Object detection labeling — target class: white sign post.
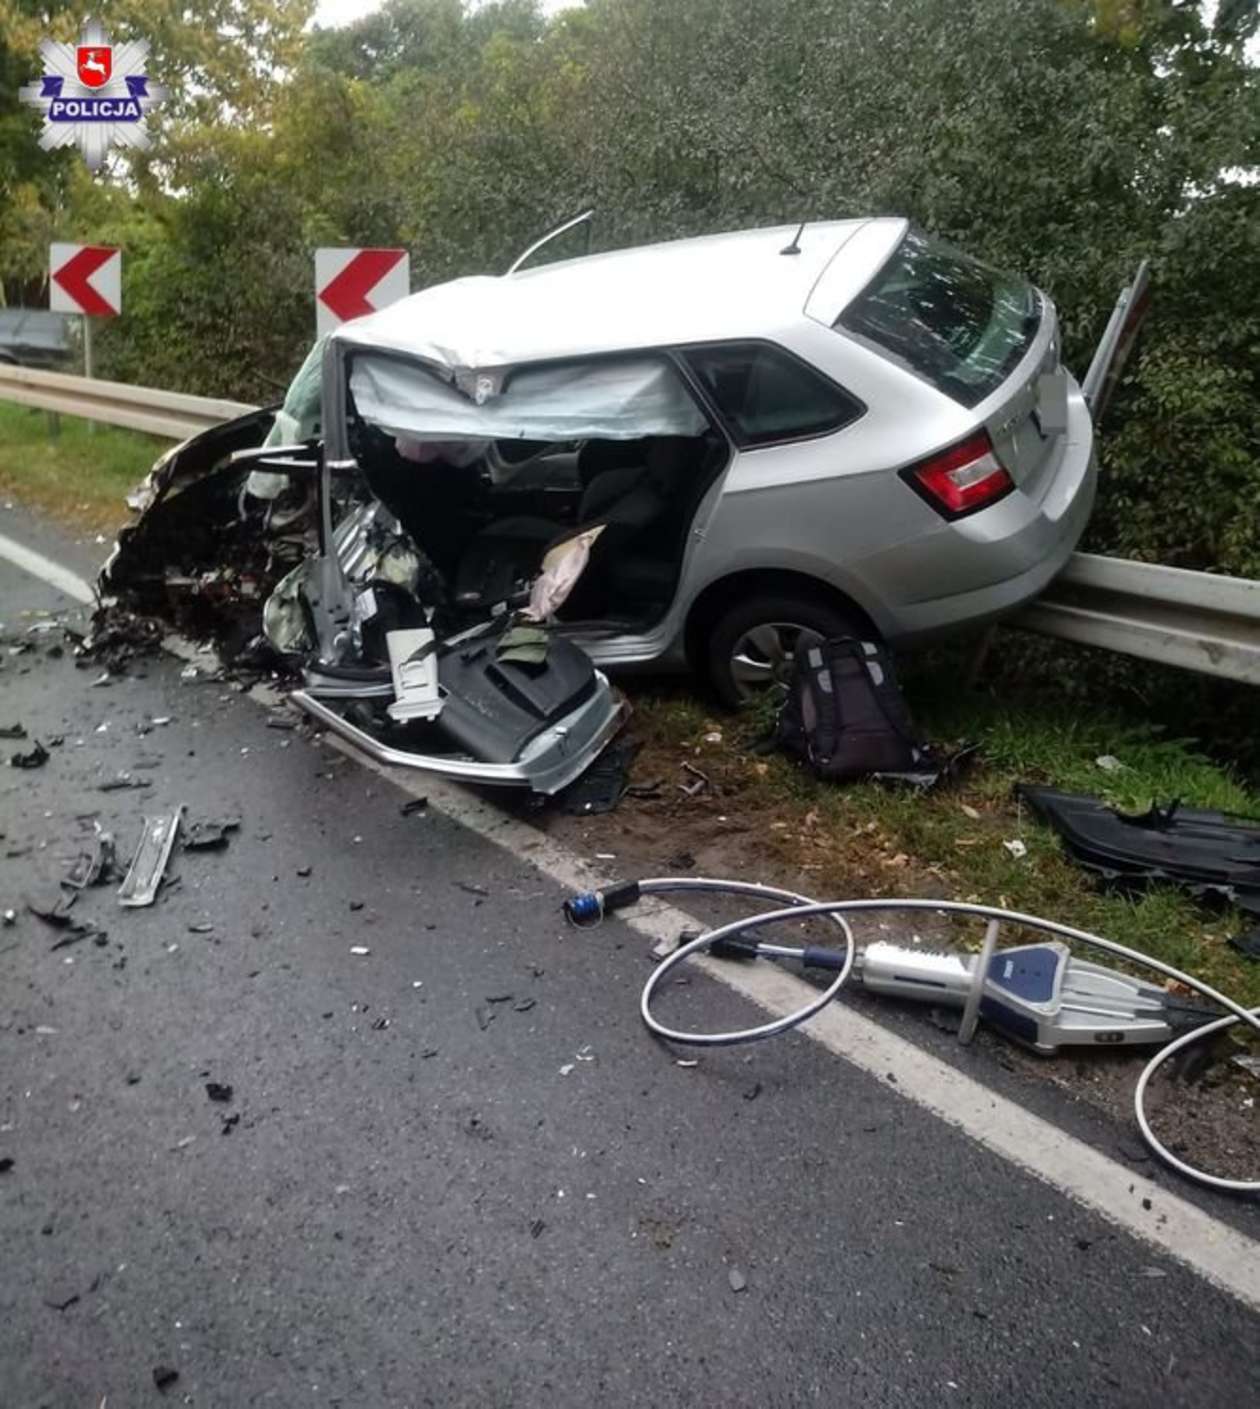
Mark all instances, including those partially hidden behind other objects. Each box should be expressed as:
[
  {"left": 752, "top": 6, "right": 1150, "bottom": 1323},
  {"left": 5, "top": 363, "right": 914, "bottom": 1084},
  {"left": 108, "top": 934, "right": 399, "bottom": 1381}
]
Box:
[{"left": 314, "top": 248, "right": 409, "bottom": 336}]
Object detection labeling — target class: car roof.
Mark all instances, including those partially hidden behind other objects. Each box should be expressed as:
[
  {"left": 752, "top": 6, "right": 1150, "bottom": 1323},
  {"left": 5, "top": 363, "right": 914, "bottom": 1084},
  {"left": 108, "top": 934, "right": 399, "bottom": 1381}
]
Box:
[{"left": 334, "top": 218, "right": 906, "bottom": 369}]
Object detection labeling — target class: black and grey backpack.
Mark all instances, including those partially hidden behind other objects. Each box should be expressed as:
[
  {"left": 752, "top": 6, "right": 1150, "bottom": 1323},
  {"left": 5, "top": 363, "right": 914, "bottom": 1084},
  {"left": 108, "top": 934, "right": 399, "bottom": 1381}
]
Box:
[{"left": 775, "top": 637, "right": 941, "bottom": 784}]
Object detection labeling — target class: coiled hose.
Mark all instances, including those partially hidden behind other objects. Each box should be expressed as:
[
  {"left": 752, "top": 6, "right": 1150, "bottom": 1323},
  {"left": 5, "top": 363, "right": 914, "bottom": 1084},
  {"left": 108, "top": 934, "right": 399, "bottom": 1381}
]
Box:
[{"left": 565, "top": 876, "right": 1260, "bottom": 1195}]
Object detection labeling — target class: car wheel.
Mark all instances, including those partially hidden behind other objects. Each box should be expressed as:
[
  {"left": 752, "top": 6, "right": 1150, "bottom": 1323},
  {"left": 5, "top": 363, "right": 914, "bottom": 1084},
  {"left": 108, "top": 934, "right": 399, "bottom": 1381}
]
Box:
[{"left": 706, "top": 592, "right": 864, "bottom": 708}]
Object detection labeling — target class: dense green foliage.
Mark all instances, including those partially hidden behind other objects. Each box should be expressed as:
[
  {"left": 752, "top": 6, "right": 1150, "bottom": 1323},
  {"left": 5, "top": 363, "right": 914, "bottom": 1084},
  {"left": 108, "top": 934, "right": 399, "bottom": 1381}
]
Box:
[{"left": 2, "top": 0, "right": 1258, "bottom": 573}]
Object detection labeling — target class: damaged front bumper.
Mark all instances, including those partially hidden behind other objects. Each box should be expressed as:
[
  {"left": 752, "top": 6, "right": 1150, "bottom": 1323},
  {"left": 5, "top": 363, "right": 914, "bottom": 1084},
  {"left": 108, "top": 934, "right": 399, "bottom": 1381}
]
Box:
[{"left": 293, "top": 682, "right": 629, "bottom": 795}]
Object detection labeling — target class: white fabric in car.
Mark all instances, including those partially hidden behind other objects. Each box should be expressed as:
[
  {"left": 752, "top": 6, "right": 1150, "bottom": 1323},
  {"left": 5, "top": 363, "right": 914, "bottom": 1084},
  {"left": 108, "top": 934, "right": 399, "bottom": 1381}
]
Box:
[{"left": 348, "top": 354, "right": 707, "bottom": 443}]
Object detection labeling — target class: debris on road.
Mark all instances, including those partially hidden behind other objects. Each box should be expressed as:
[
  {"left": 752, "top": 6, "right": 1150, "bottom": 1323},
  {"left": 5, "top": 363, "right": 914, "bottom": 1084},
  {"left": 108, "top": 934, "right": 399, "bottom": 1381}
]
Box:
[
  {"left": 2, "top": 909, "right": 15, "bottom": 926},
  {"left": 349, "top": 945, "right": 370, "bottom": 956},
  {"left": 559, "top": 738, "right": 640, "bottom": 815},
  {"left": 400, "top": 796, "right": 428, "bottom": 816},
  {"left": 152, "top": 1365, "right": 180, "bottom": 1393},
  {"left": 205, "top": 1082, "right": 233, "bottom": 1103},
  {"left": 64, "top": 827, "right": 117, "bottom": 889},
  {"left": 10, "top": 739, "right": 49, "bottom": 769},
  {"left": 0, "top": 722, "right": 27, "bottom": 739},
  {"left": 1227, "top": 928, "right": 1260, "bottom": 962},
  {"left": 96, "top": 774, "right": 151, "bottom": 792},
  {"left": 728, "top": 1268, "right": 747, "bottom": 1292},
  {"left": 117, "top": 807, "right": 182, "bottom": 908},
  {"left": 182, "top": 817, "right": 241, "bottom": 851}
]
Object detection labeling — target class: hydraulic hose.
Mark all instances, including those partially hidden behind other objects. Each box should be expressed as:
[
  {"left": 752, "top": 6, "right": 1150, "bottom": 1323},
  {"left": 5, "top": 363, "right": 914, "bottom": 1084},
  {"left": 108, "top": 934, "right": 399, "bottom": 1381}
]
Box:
[{"left": 565, "top": 877, "right": 1260, "bottom": 1195}]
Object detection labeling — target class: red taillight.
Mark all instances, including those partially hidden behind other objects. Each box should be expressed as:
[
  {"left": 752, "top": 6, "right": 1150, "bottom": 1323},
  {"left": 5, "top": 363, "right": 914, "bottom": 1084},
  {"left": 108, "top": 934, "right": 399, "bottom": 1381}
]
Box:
[{"left": 902, "top": 431, "right": 1014, "bottom": 518}]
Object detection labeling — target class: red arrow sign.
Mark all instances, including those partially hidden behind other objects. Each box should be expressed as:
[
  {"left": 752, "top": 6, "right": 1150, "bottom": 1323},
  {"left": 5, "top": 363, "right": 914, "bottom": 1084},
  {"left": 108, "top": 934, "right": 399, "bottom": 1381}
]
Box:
[
  {"left": 51, "top": 245, "right": 119, "bottom": 317},
  {"left": 316, "top": 248, "right": 408, "bottom": 324}
]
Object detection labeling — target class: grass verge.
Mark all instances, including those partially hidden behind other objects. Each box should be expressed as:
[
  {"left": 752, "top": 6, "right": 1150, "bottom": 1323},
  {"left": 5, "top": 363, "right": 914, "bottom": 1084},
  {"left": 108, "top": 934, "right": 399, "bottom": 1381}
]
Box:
[
  {"left": 621, "top": 646, "right": 1260, "bottom": 1011},
  {"left": 0, "top": 401, "right": 168, "bottom": 534}
]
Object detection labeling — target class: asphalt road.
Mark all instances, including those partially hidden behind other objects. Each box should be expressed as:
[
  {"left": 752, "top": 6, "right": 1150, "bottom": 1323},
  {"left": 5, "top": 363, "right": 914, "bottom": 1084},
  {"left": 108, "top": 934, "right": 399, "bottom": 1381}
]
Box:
[{"left": 2, "top": 520, "right": 1259, "bottom": 1408}]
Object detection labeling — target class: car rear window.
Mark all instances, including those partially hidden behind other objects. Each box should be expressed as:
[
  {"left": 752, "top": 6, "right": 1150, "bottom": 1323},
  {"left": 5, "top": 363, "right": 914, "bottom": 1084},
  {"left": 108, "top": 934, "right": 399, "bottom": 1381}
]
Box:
[
  {"left": 684, "top": 341, "right": 863, "bottom": 446},
  {"left": 836, "top": 230, "right": 1040, "bottom": 408}
]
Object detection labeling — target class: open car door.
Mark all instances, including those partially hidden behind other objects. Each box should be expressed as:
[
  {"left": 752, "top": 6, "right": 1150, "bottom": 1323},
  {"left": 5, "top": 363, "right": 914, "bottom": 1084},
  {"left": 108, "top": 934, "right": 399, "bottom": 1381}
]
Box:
[{"left": 1081, "top": 259, "right": 1150, "bottom": 429}]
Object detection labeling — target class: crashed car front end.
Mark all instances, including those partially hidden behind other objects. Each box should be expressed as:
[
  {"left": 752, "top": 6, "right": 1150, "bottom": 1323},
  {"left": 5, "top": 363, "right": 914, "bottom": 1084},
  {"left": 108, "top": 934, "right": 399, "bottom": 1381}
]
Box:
[{"left": 98, "top": 335, "right": 640, "bottom": 795}]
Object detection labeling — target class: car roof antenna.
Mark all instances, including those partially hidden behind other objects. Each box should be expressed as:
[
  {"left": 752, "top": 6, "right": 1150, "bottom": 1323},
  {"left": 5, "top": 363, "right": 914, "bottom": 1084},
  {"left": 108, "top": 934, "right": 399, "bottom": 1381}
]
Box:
[{"left": 780, "top": 220, "right": 807, "bottom": 256}]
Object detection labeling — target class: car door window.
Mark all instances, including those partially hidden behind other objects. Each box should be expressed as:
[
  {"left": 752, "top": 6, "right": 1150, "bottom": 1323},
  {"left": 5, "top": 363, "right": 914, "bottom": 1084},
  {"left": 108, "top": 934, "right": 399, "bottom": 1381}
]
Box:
[{"left": 684, "top": 341, "right": 863, "bottom": 446}]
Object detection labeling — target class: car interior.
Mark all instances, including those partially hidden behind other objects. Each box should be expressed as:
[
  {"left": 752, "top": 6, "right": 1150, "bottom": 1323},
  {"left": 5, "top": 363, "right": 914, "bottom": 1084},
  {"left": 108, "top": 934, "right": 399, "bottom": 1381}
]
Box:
[{"left": 348, "top": 420, "right": 730, "bottom": 635}]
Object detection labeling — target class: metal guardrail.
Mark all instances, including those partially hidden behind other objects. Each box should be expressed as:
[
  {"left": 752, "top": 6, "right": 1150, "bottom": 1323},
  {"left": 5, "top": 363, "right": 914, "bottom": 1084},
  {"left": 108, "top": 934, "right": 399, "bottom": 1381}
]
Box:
[
  {"left": 1016, "top": 553, "right": 1260, "bottom": 686},
  {"left": 1, "top": 367, "right": 1257, "bottom": 686},
  {"left": 0, "top": 363, "right": 256, "bottom": 441}
]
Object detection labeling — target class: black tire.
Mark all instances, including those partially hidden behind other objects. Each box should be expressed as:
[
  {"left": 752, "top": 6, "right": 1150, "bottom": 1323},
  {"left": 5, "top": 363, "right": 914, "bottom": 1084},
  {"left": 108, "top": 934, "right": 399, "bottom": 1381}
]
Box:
[{"left": 705, "top": 591, "right": 864, "bottom": 708}]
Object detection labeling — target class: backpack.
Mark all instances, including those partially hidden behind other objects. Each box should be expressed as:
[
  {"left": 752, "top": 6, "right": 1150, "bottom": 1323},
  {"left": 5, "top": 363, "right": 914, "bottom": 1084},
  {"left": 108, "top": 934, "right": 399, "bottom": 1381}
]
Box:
[{"left": 775, "top": 637, "right": 938, "bottom": 784}]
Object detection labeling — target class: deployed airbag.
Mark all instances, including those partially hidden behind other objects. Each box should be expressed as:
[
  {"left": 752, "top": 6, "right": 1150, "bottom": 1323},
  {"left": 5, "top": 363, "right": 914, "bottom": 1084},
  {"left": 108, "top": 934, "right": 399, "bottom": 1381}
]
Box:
[
  {"left": 349, "top": 354, "right": 708, "bottom": 442},
  {"left": 1020, "top": 786, "right": 1260, "bottom": 915}
]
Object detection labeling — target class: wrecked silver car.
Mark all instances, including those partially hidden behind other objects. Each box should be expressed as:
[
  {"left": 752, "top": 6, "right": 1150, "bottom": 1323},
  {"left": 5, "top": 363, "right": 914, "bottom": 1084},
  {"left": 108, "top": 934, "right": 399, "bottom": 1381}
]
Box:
[{"left": 103, "top": 217, "right": 1129, "bottom": 789}]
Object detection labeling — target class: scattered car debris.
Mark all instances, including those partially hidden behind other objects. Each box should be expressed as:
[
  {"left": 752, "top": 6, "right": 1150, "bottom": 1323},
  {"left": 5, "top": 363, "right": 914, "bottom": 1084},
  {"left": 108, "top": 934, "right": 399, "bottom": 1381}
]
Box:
[
  {"left": 265, "top": 714, "right": 296, "bottom": 730},
  {"left": 349, "top": 945, "right": 370, "bottom": 956},
  {"left": 512, "top": 997, "right": 536, "bottom": 1013},
  {"left": 0, "top": 722, "right": 27, "bottom": 739},
  {"left": 1227, "top": 929, "right": 1260, "bottom": 962},
  {"left": 205, "top": 1082, "right": 233, "bottom": 1103},
  {"left": 64, "top": 827, "right": 117, "bottom": 889},
  {"left": 1019, "top": 786, "right": 1260, "bottom": 914},
  {"left": 475, "top": 1006, "right": 496, "bottom": 1031},
  {"left": 187, "top": 922, "right": 214, "bottom": 934},
  {"left": 10, "top": 739, "right": 49, "bottom": 769},
  {"left": 96, "top": 774, "right": 152, "bottom": 792},
  {"left": 457, "top": 881, "right": 490, "bottom": 898},
  {"left": 152, "top": 1365, "right": 179, "bottom": 1393},
  {"left": 0, "top": 1156, "right": 13, "bottom": 1174},
  {"left": 399, "top": 796, "right": 429, "bottom": 816},
  {"left": 2, "top": 909, "right": 15, "bottom": 926},
  {"left": 25, "top": 887, "right": 78, "bottom": 927},
  {"left": 182, "top": 817, "right": 240, "bottom": 851},
  {"left": 1003, "top": 839, "right": 1028, "bottom": 859},
  {"left": 559, "top": 738, "right": 640, "bottom": 815},
  {"left": 117, "top": 807, "right": 183, "bottom": 908},
  {"left": 728, "top": 1268, "right": 747, "bottom": 1293}
]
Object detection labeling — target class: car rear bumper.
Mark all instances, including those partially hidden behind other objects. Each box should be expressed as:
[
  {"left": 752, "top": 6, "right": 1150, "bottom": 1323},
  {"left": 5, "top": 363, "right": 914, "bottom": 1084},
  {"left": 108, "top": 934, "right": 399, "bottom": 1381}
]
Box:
[{"left": 874, "top": 389, "right": 1097, "bottom": 644}]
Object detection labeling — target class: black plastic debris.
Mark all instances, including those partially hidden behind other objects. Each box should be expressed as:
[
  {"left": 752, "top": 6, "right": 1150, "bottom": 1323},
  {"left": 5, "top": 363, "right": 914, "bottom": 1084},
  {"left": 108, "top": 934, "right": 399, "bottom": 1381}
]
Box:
[
  {"left": 0, "top": 723, "right": 27, "bottom": 739},
  {"left": 153, "top": 1365, "right": 180, "bottom": 1393},
  {"left": 96, "top": 774, "right": 151, "bottom": 792},
  {"left": 400, "top": 796, "right": 429, "bottom": 817},
  {"left": 205, "top": 1082, "right": 233, "bottom": 1103},
  {"left": 10, "top": 740, "right": 49, "bottom": 769},
  {"left": 457, "top": 881, "right": 489, "bottom": 898},
  {"left": 1228, "top": 928, "right": 1260, "bottom": 962},
  {"left": 182, "top": 817, "right": 240, "bottom": 852},
  {"left": 0, "top": 1156, "right": 13, "bottom": 1174},
  {"left": 1020, "top": 786, "right": 1260, "bottom": 915},
  {"left": 559, "top": 738, "right": 641, "bottom": 815},
  {"left": 25, "top": 888, "right": 78, "bottom": 927}
]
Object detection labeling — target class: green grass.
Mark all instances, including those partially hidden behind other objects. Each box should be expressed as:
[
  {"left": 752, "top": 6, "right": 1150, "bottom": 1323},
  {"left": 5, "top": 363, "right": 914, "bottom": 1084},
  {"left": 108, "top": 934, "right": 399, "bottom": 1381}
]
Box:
[
  {"left": 0, "top": 401, "right": 169, "bottom": 533},
  {"left": 628, "top": 654, "right": 1260, "bottom": 1011}
]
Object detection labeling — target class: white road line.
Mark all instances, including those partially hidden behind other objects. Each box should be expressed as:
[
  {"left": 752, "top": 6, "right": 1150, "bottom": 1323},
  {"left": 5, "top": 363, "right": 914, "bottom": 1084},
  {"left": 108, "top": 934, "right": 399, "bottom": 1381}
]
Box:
[
  {"left": 0, "top": 530, "right": 95, "bottom": 604},
  {"left": 7, "top": 537, "right": 1260, "bottom": 1314}
]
